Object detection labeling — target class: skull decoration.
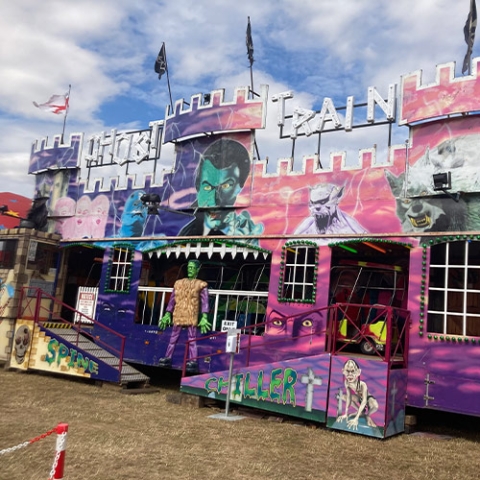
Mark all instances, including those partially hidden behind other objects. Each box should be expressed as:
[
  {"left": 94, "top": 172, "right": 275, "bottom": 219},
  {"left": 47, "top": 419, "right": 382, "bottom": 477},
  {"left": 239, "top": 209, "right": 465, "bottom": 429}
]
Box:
[{"left": 14, "top": 325, "right": 31, "bottom": 364}]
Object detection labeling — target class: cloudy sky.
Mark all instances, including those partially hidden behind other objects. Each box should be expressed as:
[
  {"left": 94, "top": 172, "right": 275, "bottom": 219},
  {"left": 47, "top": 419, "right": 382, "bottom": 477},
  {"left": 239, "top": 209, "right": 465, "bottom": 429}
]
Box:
[{"left": 0, "top": 0, "right": 474, "bottom": 198}]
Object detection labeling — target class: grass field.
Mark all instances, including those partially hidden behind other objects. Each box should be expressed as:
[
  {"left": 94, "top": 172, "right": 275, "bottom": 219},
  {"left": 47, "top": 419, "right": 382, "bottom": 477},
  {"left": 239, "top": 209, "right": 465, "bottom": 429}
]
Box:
[{"left": 1, "top": 368, "right": 480, "bottom": 480}]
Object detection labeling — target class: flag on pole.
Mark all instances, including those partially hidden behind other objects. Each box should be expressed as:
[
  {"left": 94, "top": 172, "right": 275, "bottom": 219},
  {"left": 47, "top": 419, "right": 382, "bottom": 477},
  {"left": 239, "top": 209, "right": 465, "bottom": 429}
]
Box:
[
  {"left": 33, "top": 93, "right": 69, "bottom": 114},
  {"left": 463, "top": 0, "right": 477, "bottom": 74},
  {"left": 154, "top": 43, "right": 167, "bottom": 79},
  {"left": 246, "top": 17, "right": 254, "bottom": 66}
]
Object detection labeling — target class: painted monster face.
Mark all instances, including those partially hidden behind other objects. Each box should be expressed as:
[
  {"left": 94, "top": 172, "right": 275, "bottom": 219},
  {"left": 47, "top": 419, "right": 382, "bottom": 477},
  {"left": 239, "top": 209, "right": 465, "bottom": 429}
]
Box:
[
  {"left": 120, "top": 191, "right": 148, "bottom": 237},
  {"left": 197, "top": 159, "right": 241, "bottom": 229},
  {"left": 342, "top": 359, "right": 361, "bottom": 384},
  {"left": 308, "top": 184, "right": 344, "bottom": 232},
  {"left": 292, "top": 312, "right": 323, "bottom": 338}
]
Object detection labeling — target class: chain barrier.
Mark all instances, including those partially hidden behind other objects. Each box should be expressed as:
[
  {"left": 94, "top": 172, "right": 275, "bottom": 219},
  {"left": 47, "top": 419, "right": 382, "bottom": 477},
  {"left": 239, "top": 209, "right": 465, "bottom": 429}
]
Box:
[
  {"left": 0, "top": 440, "right": 30, "bottom": 456},
  {"left": 0, "top": 426, "right": 56, "bottom": 456},
  {"left": 0, "top": 424, "right": 68, "bottom": 480}
]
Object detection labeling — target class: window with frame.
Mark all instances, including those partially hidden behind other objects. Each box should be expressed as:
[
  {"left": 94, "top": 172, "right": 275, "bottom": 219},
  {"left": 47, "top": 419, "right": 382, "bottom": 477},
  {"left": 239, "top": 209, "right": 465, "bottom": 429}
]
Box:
[
  {"left": 107, "top": 247, "right": 133, "bottom": 293},
  {"left": 0, "top": 240, "right": 17, "bottom": 269},
  {"left": 427, "top": 240, "right": 480, "bottom": 337},
  {"left": 27, "top": 241, "right": 58, "bottom": 275},
  {"left": 279, "top": 243, "right": 318, "bottom": 303}
]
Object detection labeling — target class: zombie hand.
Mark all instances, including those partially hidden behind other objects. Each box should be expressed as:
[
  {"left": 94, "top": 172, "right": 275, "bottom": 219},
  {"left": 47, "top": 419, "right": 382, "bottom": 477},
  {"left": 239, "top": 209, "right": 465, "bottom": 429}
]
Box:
[
  {"left": 198, "top": 313, "right": 211, "bottom": 334},
  {"left": 337, "top": 414, "right": 348, "bottom": 423},
  {"left": 234, "top": 211, "right": 264, "bottom": 237},
  {"left": 159, "top": 312, "right": 172, "bottom": 330},
  {"left": 347, "top": 417, "right": 359, "bottom": 430},
  {"left": 222, "top": 211, "right": 263, "bottom": 241}
]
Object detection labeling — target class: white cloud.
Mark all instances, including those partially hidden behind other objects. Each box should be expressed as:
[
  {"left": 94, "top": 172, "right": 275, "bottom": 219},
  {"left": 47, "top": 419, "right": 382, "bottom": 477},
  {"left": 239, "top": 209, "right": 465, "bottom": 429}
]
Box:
[{"left": 0, "top": 0, "right": 476, "bottom": 197}]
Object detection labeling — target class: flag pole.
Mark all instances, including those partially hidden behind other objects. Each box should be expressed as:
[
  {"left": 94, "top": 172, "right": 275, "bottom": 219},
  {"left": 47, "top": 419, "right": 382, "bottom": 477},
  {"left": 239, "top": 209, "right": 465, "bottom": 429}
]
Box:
[
  {"left": 463, "top": 0, "right": 477, "bottom": 75},
  {"left": 61, "top": 84, "right": 71, "bottom": 143},
  {"left": 246, "top": 17, "right": 260, "bottom": 161},
  {"left": 164, "top": 44, "right": 174, "bottom": 112},
  {"left": 246, "top": 17, "right": 255, "bottom": 100}
]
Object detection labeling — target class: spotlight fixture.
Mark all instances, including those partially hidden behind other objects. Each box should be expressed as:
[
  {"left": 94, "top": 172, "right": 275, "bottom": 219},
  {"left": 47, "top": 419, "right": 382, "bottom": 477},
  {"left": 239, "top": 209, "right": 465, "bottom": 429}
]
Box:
[
  {"left": 432, "top": 172, "right": 451, "bottom": 191},
  {"left": 432, "top": 172, "right": 460, "bottom": 202},
  {"left": 140, "top": 193, "right": 194, "bottom": 217},
  {"left": 140, "top": 193, "right": 161, "bottom": 215}
]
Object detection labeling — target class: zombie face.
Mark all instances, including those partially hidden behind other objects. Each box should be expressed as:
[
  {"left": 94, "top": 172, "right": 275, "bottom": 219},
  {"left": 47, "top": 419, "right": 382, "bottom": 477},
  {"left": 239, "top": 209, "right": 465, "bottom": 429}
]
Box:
[
  {"left": 308, "top": 184, "right": 344, "bottom": 232},
  {"left": 14, "top": 325, "right": 31, "bottom": 364},
  {"left": 187, "top": 260, "right": 201, "bottom": 279},
  {"left": 342, "top": 359, "right": 361, "bottom": 384}
]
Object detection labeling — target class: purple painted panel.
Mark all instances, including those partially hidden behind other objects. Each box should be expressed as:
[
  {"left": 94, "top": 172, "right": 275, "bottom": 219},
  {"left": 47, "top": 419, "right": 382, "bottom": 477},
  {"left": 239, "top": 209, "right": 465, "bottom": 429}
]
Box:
[
  {"left": 408, "top": 342, "right": 480, "bottom": 416},
  {"left": 385, "top": 369, "right": 407, "bottom": 437},
  {"left": 181, "top": 353, "right": 331, "bottom": 420},
  {"left": 29, "top": 134, "right": 82, "bottom": 173}
]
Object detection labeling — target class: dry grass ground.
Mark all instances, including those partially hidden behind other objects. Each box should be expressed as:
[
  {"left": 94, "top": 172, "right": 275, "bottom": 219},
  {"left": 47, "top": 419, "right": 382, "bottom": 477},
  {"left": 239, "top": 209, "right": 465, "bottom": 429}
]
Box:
[{"left": 1, "top": 368, "right": 480, "bottom": 480}]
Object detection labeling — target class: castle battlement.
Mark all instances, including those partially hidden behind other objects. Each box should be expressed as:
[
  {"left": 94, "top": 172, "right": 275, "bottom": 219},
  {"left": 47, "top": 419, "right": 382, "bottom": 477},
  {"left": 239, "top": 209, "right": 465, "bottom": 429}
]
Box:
[
  {"left": 29, "top": 133, "right": 83, "bottom": 174},
  {"left": 400, "top": 57, "right": 480, "bottom": 125},
  {"left": 79, "top": 171, "right": 171, "bottom": 194},
  {"left": 252, "top": 143, "right": 404, "bottom": 180},
  {"left": 163, "top": 85, "right": 268, "bottom": 143}
]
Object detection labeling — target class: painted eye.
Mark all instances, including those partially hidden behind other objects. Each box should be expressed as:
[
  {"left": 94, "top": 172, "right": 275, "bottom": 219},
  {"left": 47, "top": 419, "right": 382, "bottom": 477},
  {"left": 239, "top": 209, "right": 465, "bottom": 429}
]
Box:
[
  {"left": 302, "top": 319, "right": 313, "bottom": 327},
  {"left": 272, "top": 319, "right": 284, "bottom": 326},
  {"left": 203, "top": 185, "right": 213, "bottom": 191}
]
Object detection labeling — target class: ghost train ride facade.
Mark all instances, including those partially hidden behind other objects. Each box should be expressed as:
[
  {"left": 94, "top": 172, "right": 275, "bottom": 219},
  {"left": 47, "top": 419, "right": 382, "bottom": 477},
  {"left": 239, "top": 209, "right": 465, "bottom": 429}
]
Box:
[{"left": 7, "top": 57, "right": 480, "bottom": 438}]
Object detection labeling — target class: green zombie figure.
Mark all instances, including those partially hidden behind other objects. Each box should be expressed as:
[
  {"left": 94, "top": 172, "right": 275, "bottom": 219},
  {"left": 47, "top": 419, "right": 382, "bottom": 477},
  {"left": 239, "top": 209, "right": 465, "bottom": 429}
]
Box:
[{"left": 158, "top": 260, "right": 211, "bottom": 373}]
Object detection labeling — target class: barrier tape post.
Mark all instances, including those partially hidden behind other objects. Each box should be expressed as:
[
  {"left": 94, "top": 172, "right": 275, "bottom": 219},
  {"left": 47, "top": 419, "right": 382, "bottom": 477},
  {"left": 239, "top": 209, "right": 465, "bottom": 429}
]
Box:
[
  {"left": 0, "top": 423, "right": 68, "bottom": 479},
  {"left": 50, "top": 423, "right": 68, "bottom": 480}
]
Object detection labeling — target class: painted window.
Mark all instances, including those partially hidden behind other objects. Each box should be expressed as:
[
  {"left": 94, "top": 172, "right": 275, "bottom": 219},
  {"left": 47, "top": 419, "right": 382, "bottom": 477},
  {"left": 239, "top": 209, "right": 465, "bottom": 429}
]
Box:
[
  {"left": 279, "top": 243, "right": 318, "bottom": 303},
  {"left": 427, "top": 241, "right": 480, "bottom": 337},
  {"left": 0, "top": 240, "right": 17, "bottom": 269},
  {"left": 107, "top": 247, "right": 132, "bottom": 293}
]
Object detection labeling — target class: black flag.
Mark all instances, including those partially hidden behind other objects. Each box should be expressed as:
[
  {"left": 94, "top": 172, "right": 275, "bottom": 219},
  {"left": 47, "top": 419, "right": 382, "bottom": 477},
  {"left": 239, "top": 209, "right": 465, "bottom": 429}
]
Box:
[
  {"left": 154, "top": 43, "right": 167, "bottom": 79},
  {"left": 463, "top": 0, "right": 477, "bottom": 74},
  {"left": 246, "top": 17, "right": 254, "bottom": 66}
]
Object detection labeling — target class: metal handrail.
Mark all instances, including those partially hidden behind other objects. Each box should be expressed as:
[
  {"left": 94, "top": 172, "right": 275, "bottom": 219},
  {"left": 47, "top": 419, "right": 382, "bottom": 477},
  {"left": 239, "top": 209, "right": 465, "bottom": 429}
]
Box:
[
  {"left": 137, "top": 285, "right": 268, "bottom": 331},
  {"left": 181, "top": 303, "right": 410, "bottom": 376},
  {"left": 18, "top": 287, "right": 126, "bottom": 382},
  {"left": 181, "top": 304, "right": 330, "bottom": 376}
]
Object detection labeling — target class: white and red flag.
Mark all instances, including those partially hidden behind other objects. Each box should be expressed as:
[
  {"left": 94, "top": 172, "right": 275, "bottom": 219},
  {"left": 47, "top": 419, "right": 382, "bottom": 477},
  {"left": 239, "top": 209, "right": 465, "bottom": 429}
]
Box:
[{"left": 33, "top": 93, "right": 69, "bottom": 114}]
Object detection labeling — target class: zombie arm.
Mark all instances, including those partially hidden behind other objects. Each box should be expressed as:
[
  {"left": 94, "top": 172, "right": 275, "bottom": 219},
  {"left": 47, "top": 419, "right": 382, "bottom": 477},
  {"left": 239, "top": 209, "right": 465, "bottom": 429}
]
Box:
[
  {"left": 337, "top": 384, "right": 351, "bottom": 422},
  {"left": 197, "top": 287, "right": 211, "bottom": 334},
  {"left": 158, "top": 290, "right": 176, "bottom": 330}
]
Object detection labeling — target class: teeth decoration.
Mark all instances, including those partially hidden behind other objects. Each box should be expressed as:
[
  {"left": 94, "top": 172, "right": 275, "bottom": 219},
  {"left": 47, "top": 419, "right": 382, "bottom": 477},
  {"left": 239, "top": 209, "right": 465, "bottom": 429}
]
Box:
[{"left": 150, "top": 241, "right": 270, "bottom": 260}]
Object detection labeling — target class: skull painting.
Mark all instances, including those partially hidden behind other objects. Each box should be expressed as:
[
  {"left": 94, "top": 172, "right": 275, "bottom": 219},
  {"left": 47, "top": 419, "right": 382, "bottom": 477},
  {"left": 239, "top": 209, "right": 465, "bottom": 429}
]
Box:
[{"left": 14, "top": 325, "right": 31, "bottom": 364}]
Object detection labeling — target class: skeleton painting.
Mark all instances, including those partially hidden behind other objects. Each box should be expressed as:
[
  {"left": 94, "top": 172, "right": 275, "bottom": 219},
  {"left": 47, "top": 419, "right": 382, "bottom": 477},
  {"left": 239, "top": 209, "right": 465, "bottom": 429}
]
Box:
[
  {"left": 294, "top": 184, "right": 366, "bottom": 243},
  {"left": 14, "top": 325, "right": 31, "bottom": 365}
]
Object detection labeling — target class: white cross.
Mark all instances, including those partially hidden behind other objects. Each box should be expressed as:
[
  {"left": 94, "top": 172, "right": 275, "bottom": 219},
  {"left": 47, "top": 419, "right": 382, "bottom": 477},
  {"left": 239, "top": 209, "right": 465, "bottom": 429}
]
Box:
[{"left": 301, "top": 368, "right": 322, "bottom": 412}]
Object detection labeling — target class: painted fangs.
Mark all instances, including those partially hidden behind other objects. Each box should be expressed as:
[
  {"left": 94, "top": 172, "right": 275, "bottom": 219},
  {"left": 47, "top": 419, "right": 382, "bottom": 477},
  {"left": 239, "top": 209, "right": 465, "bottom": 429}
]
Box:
[{"left": 409, "top": 214, "right": 431, "bottom": 228}]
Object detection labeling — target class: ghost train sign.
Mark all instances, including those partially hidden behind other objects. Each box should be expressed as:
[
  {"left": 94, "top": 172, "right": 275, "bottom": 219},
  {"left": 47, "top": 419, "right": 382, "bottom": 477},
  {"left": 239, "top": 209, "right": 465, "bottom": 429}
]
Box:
[{"left": 272, "top": 84, "right": 396, "bottom": 138}]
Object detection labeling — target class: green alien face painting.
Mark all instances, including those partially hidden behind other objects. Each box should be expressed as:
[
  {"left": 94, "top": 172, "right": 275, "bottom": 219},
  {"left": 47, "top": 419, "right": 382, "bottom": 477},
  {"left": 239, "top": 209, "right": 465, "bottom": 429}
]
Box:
[{"left": 197, "top": 159, "right": 242, "bottom": 230}]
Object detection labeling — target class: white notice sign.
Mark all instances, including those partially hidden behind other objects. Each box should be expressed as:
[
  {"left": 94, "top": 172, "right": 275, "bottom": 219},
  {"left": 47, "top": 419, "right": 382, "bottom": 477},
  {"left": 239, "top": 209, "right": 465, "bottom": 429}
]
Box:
[{"left": 221, "top": 320, "right": 237, "bottom": 332}]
